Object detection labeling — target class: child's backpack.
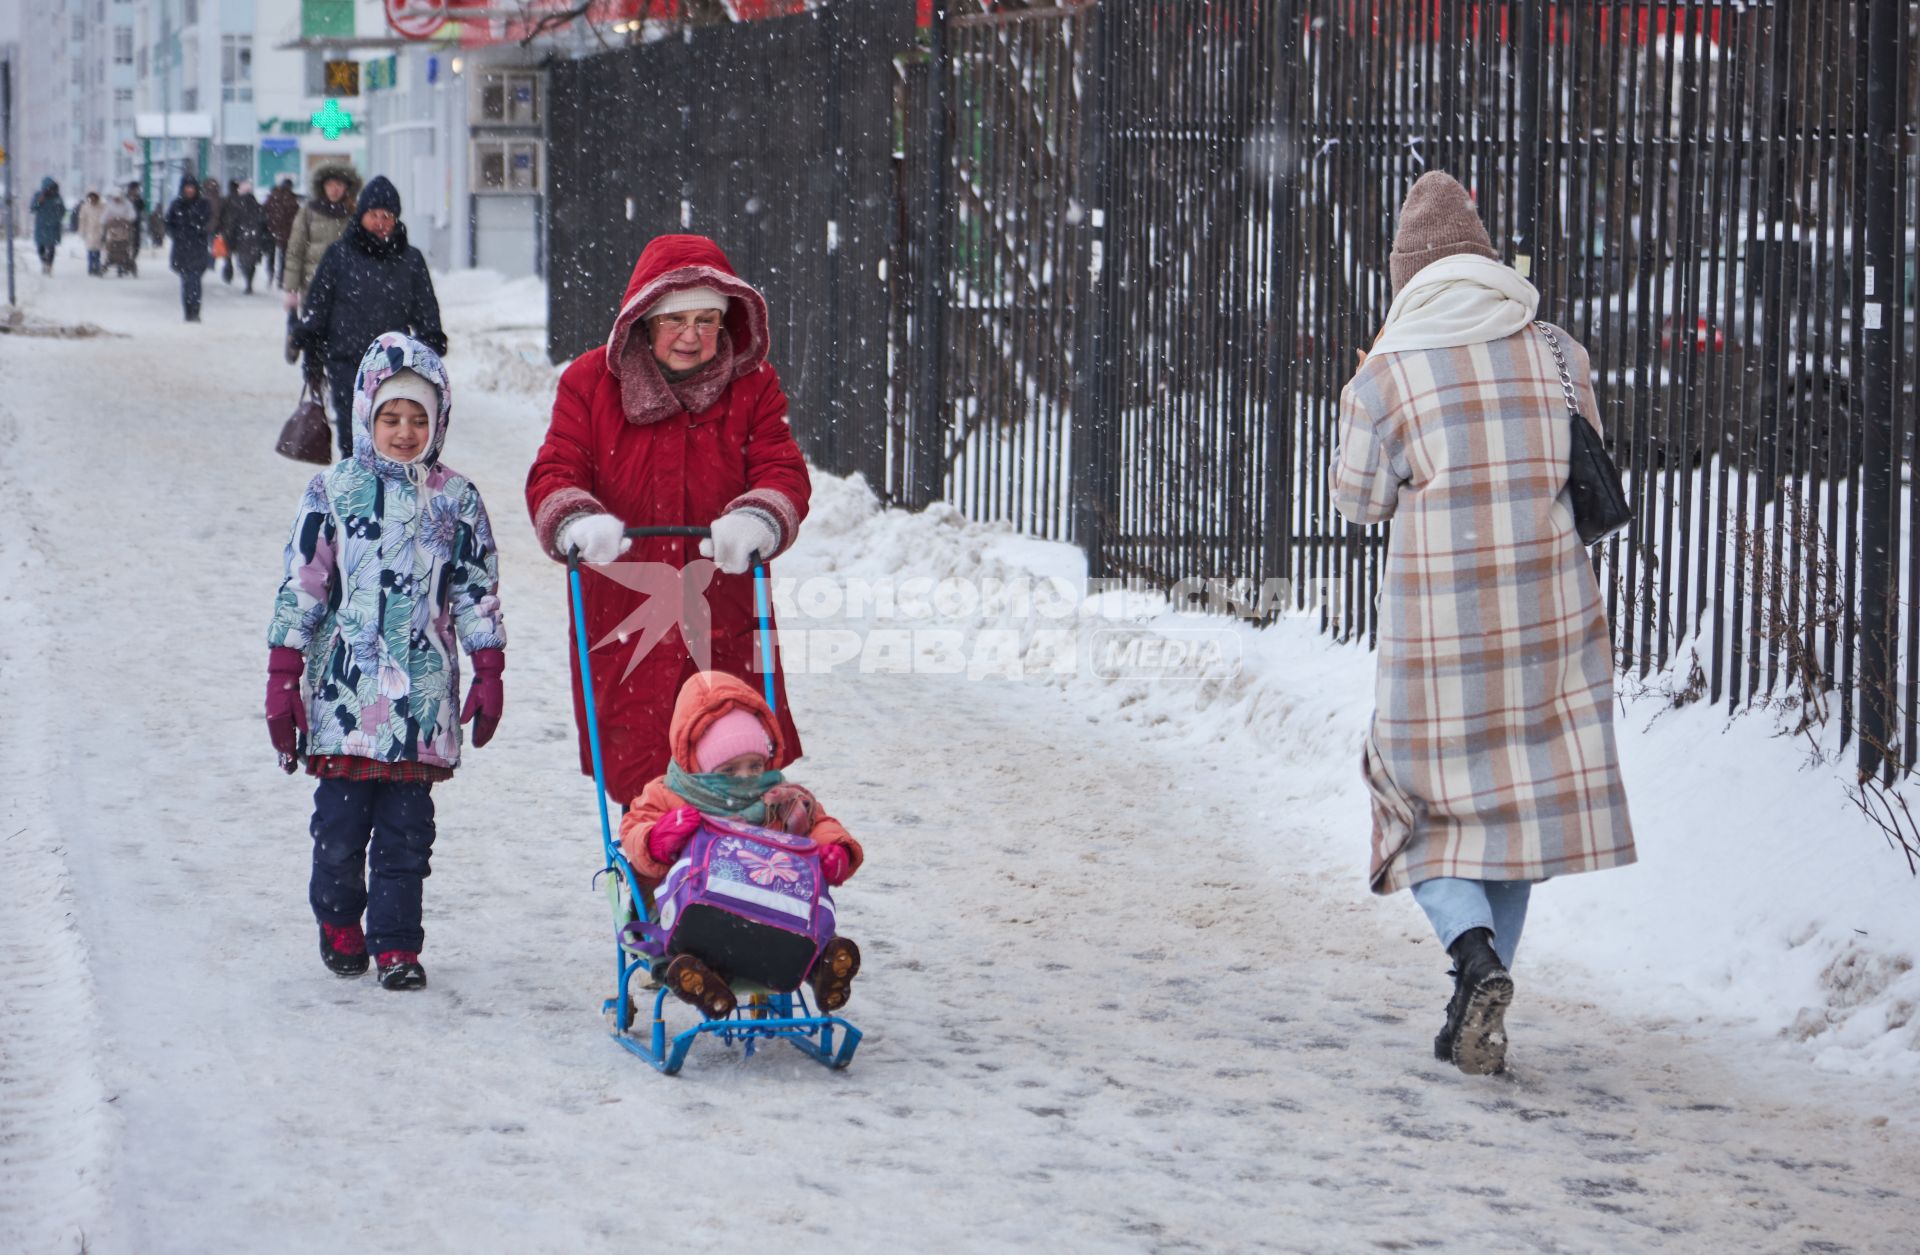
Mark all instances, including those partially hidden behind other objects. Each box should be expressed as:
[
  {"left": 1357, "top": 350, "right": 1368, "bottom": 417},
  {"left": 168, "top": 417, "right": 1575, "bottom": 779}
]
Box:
[{"left": 622, "top": 815, "right": 837, "bottom": 993}]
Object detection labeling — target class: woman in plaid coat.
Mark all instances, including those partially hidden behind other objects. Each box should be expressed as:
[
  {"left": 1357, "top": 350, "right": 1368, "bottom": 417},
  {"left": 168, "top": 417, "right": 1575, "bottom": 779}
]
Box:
[{"left": 1332, "top": 172, "right": 1636, "bottom": 1075}]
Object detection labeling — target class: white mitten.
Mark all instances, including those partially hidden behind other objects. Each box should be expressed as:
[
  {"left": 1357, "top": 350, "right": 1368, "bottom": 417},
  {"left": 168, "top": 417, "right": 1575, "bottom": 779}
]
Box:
[
  {"left": 699, "top": 510, "right": 778, "bottom": 575},
  {"left": 559, "top": 513, "right": 630, "bottom": 564}
]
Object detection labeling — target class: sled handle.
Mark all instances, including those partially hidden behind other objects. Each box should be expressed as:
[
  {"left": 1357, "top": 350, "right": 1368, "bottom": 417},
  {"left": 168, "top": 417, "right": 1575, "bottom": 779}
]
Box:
[{"left": 563, "top": 525, "right": 779, "bottom": 830}]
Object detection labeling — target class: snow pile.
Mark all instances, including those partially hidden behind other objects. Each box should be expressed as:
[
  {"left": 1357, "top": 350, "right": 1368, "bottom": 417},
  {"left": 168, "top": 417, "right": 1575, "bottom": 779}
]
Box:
[
  {"left": 437, "top": 269, "right": 559, "bottom": 398},
  {"left": 785, "top": 471, "right": 1920, "bottom": 1080}
]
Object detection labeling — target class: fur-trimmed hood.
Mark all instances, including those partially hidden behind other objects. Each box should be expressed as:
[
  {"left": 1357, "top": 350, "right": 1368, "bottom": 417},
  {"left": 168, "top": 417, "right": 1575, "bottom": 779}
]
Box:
[
  {"left": 307, "top": 163, "right": 363, "bottom": 214},
  {"left": 605, "top": 234, "right": 771, "bottom": 426}
]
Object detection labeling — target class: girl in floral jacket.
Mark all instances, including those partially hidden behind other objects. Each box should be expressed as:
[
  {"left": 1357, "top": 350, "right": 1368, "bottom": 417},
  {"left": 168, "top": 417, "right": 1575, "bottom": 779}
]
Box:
[{"left": 266, "top": 333, "right": 506, "bottom": 991}]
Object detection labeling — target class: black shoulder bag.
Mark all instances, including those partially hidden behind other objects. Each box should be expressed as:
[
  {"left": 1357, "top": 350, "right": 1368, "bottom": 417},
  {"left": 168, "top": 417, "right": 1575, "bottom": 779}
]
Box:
[{"left": 1536, "top": 320, "right": 1631, "bottom": 546}]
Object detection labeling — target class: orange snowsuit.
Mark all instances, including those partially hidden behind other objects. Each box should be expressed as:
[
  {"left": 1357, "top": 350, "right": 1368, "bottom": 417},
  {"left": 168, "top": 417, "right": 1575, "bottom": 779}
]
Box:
[{"left": 618, "top": 671, "right": 863, "bottom": 891}]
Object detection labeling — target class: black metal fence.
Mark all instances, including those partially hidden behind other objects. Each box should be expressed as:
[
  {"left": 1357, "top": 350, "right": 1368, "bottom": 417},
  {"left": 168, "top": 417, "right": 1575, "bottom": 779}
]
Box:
[
  {"left": 545, "top": 0, "right": 910, "bottom": 479},
  {"left": 549, "top": 1, "right": 1920, "bottom": 775}
]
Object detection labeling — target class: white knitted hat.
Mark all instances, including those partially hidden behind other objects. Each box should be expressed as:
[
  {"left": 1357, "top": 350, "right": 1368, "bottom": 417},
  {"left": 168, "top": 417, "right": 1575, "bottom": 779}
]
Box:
[
  {"left": 644, "top": 285, "right": 728, "bottom": 321},
  {"left": 371, "top": 368, "right": 441, "bottom": 460}
]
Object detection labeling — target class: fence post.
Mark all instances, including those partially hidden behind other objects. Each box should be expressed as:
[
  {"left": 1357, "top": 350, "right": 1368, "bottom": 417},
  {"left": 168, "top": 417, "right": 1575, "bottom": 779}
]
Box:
[
  {"left": 1859, "top": 0, "right": 1901, "bottom": 779},
  {"left": 1512, "top": 1, "right": 1542, "bottom": 284},
  {"left": 1070, "top": 2, "right": 1113, "bottom": 572},
  {"left": 910, "top": 4, "right": 952, "bottom": 511}
]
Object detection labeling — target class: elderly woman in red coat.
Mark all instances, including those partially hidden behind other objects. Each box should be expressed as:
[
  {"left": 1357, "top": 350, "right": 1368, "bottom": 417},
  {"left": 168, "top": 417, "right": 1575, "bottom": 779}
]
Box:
[{"left": 526, "top": 234, "right": 809, "bottom": 805}]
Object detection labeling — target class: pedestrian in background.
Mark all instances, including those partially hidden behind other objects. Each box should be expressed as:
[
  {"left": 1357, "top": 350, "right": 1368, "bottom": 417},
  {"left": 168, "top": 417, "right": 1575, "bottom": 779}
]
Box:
[
  {"left": 30, "top": 178, "right": 66, "bottom": 275},
  {"left": 294, "top": 176, "right": 447, "bottom": 457},
  {"left": 283, "top": 163, "right": 362, "bottom": 363},
  {"left": 1331, "top": 171, "right": 1635, "bottom": 1077},
  {"left": 202, "top": 176, "right": 225, "bottom": 279},
  {"left": 265, "top": 178, "right": 300, "bottom": 286},
  {"left": 77, "top": 191, "right": 106, "bottom": 277},
  {"left": 164, "top": 174, "right": 213, "bottom": 323},
  {"left": 224, "top": 181, "right": 270, "bottom": 295}
]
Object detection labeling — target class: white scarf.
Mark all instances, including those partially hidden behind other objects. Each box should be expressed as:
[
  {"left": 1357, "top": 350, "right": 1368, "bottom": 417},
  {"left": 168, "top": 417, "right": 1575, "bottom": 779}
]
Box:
[{"left": 1367, "top": 254, "right": 1540, "bottom": 356}]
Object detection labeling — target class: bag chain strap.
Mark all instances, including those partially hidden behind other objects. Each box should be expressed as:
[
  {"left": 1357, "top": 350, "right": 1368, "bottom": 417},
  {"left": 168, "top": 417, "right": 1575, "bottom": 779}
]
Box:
[{"left": 1533, "top": 319, "right": 1581, "bottom": 418}]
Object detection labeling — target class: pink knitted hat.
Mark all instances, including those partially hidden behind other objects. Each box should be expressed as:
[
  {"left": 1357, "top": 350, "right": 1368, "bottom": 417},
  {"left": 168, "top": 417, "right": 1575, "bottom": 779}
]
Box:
[
  {"left": 1389, "top": 171, "right": 1500, "bottom": 294},
  {"left": 694, "top": 708, "right": 773, "bottom": 772}
]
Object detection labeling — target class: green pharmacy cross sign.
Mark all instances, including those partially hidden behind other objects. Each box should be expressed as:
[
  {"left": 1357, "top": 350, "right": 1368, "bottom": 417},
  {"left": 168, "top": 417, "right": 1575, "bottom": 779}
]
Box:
[{"left": 311, "top": 99, "right": 355, "bottom": 140}]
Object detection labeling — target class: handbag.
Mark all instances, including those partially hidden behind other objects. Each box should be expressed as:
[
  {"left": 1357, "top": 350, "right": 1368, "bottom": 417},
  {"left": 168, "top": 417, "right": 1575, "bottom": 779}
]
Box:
[
  {"left": 275, "top": 383, "right": 334, "bottom": 466},
  {"left": 1536, "top": 321, "right": 1631, "bottom": 545}
]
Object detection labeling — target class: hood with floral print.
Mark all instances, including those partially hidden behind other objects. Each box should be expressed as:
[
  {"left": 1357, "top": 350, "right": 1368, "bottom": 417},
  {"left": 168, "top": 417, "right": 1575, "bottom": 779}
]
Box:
[{"left": 352, "top": 332, "right": 453, "bottom": 480}]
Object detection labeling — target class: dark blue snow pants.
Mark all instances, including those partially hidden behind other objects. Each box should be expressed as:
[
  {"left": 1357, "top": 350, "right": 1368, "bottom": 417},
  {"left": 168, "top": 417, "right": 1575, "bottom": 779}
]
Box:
[{"left": 309, "top": 779, "right": 437, "bottom": 956}]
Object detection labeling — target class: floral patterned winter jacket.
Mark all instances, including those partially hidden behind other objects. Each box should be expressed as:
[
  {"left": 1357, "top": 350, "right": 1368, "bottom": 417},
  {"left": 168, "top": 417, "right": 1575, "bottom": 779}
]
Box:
[{"left": 267, "top": 333, "right": 506, "bottom": 769}]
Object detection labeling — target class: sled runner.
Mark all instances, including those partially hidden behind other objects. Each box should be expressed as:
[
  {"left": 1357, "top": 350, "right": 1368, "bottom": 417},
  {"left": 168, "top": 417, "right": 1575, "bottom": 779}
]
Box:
[{"left": 567, "top": 525, "right": 862, "bottom": 1075}]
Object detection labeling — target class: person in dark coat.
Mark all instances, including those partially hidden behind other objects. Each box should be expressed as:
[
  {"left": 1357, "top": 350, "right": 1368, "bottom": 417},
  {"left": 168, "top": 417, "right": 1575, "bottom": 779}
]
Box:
[
  {"left": 30, "top": 178, "right": 66, "bottom": 274},
  {"left": 294, "top": 176, "right": 448, "bottom": 457},
  {"left": 264, "top": 178, "right": 301, "bottom": 286},
  {"left": 223, "top": 181, "right": 270, "bottom": 294},
  {"left": 201, "top": 176, "right": 225, "bottom": 278},
  {"left": 164, "top": 174, "right": 213, "bottom": 322}
]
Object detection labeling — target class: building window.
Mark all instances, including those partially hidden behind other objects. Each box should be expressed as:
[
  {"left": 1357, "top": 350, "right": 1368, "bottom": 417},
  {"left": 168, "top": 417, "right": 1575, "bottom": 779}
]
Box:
[
  {"left": 222, "top": 34, "right": 253, "bottom": 103},
  {"left": 303, "top": 0, "right": 354, "bottom": 38},
  {"left": 306, "top": 50, "right": 334, "bottom": 97},
  {"left": 473, "top": 139, "right": 542, "bottom": 194},
  {"left": 183, "top": 0, "right": 198, "bottom": 23},
  {"left": 114, "top": 26, "right": 133, "bottom": 65},
  {"left": 477, "top": 71, "right": 540, "bottom": 127},
  {"left": 183, "top": 87, "right": 197, "bottom": 111}
]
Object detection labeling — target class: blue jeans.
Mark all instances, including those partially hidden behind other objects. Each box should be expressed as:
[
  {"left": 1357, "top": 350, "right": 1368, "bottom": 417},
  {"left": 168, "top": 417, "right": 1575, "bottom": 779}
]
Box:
[
  {"left": 309, "top": 779, "right": 438, "bottom": 955},
  {"left": 1410, "top": 877, "right": 1533, "bottom": 969}
]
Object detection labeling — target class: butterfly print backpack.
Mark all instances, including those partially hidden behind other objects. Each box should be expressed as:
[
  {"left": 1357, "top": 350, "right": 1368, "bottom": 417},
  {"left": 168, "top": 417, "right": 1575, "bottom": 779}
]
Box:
[{"left": 623, "top": 814, "right": 837, "bottom": 993}]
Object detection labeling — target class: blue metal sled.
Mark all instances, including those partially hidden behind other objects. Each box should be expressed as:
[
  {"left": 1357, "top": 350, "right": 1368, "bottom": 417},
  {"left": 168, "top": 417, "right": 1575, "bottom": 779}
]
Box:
[{"left": 568, "top": 525, "right": 862, "bottom": 1075}]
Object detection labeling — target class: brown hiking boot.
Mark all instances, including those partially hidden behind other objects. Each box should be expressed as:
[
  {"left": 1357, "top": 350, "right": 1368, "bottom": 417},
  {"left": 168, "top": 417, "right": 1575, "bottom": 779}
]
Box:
[
  {"left": 665, "top": 954, "right": 737, "bottom": 1021},
  {"left": 807, "top": 937, "right": 862, "bottom": 1013}
]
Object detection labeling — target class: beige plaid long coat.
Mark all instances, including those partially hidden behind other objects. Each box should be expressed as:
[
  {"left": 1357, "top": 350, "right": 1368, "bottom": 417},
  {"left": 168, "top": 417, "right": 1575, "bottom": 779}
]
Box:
[{"left": 1331, "top": 322, "right": 1636, "bottom": 894}]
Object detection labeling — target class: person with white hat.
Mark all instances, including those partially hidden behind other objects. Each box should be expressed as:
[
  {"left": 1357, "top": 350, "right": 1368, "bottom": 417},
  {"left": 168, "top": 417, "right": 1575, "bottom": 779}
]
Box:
[{"left": 527, "top": 233, "right": 812, "bottom": 812}]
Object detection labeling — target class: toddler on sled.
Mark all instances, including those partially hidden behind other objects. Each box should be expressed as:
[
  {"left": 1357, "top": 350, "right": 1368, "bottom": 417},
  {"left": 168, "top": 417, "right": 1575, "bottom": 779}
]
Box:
[
  {"left": 620, "top": 671, "right": 864, "bottom": 1020},
  {"left": 265, "top": 333, "right": 506, "bottom": 991}
]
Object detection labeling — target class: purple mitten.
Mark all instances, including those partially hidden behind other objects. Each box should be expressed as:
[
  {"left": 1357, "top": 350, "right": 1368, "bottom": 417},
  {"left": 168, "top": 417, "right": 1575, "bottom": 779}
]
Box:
[
  {"left": 459, "top": 648, "right": 504, "bottom": 748},
  {"left": 266, "top": 647, "right": 309, "bottom": 762}
]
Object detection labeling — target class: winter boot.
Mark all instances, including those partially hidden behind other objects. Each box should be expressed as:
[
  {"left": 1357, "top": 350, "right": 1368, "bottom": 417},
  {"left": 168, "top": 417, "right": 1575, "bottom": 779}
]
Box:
[
  {"left": 1435, "top": 928, "right": 1513, "bottom": 1075},
  {"left": 806, "top": 937, "right": 862, "bottom": 1013},
  {"left": 376, "top": 951, "right": 428, "bottom": 991},
  {"left": 319, "top": 921, "right": 369, "bottom": 977},
  {"left": 664, "top": 954, "right": 737, "bottom": 1021}
]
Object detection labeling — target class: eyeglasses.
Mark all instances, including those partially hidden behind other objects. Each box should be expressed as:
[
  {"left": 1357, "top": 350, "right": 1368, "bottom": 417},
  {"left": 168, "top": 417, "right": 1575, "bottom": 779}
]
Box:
[{"left": 650, "top": 314, "right": 724, "bottom": 339}]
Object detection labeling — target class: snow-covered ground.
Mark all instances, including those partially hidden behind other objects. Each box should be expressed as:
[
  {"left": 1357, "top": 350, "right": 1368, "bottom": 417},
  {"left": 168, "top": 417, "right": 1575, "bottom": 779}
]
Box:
[{"left": 4, "top": 243, "right": 1920, "bottom": 1253}]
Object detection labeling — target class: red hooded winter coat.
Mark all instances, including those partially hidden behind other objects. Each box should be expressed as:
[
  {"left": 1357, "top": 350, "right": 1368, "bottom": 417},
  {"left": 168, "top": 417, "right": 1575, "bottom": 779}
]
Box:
[{"left": 526, "top": 235, "right": 810, "bottom": 803}]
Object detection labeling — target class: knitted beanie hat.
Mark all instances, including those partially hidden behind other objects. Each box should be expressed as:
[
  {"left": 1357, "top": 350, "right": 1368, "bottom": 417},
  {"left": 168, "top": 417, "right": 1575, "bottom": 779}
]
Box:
[
  {"left": 371, "top": 369, "right": 440, "bottom": 461},
  {"left": 356, "top": 175, "right": 402, "bottom": 218},
  {"left": 645, "top": 285, "right": 728, "bottom": 321},
  {"left": 694, "top": 708, "right": 772, "bottom": 773},
  {"left": 1389, "top": 171, "right": 1500, "bottom": 294},
  {"left": 373, "top": 368, "right": 440, "bottom": 421}
]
